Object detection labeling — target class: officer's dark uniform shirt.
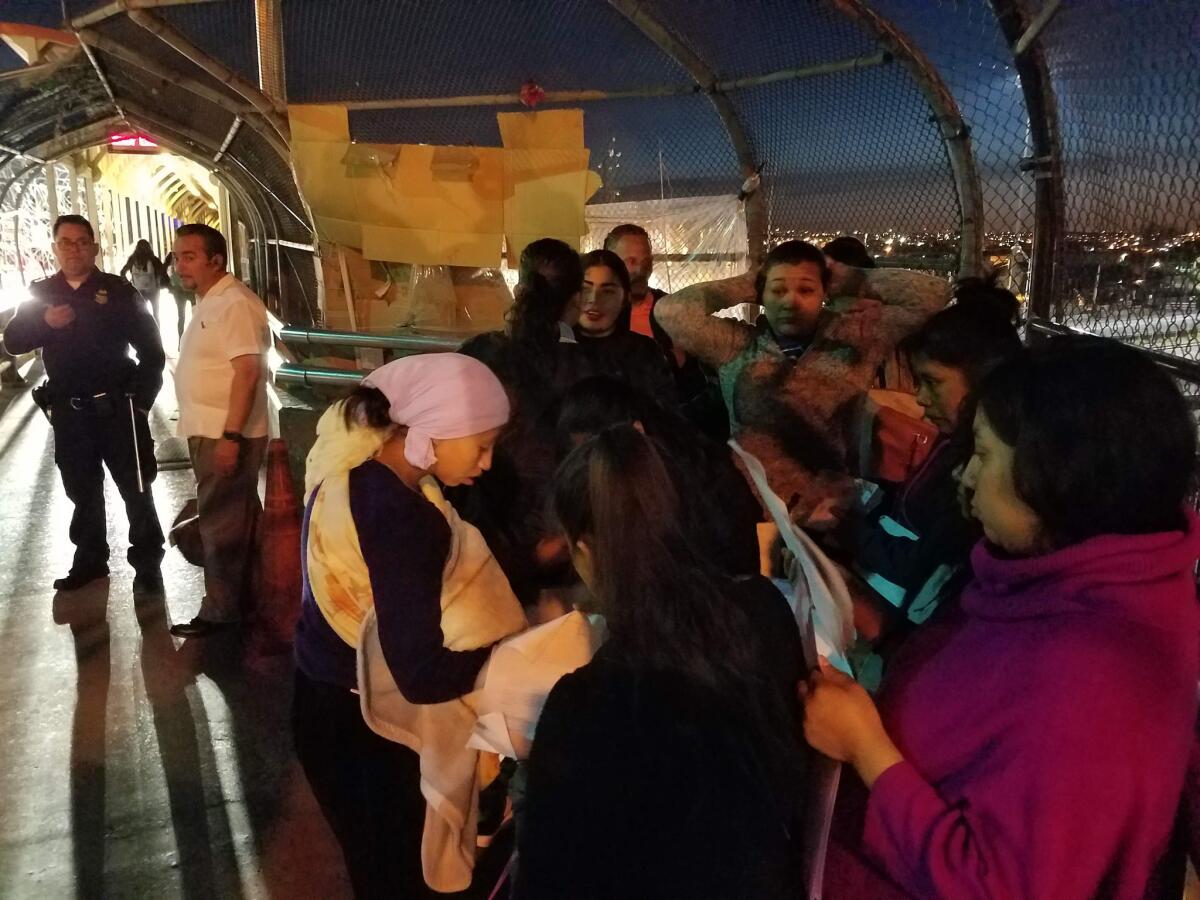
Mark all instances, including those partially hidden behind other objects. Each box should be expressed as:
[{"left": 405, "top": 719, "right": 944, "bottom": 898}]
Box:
[{"left": 4, "top": 268, "right": 165, "bottom": 410}]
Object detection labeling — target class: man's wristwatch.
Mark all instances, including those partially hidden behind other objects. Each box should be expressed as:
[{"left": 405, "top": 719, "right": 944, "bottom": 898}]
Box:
[{"left": 221, "top": 430, "right": 246, "bottom": 444}]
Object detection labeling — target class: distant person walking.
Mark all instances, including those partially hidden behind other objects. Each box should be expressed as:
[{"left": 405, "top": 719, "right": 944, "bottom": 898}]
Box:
[
  {"left": 163, "top": 251, "right": 195, "bottom": 340},
  {"left": 121, "top": 239, "right": 167, "bottom": 325}
]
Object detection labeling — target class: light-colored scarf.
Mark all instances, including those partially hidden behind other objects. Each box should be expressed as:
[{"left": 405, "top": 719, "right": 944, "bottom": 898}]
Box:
[
  {"left": 361, "top": 352, "right": 510, "bottom": 469},
  {"left": 303, "top": 400, "right": 386, "bottom": 645}
]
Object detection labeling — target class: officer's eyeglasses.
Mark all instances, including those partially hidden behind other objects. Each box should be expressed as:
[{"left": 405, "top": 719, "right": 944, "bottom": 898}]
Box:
[{"left": 54, "top": 238, "right": 94, "bottom": 251}]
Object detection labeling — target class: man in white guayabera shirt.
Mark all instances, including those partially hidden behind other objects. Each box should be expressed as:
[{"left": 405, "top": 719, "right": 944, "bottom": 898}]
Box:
[{"left": 170, "top": 223, "right": 270, "bottom": 639}]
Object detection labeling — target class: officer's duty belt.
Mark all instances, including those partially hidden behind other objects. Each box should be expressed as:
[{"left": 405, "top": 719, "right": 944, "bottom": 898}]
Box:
[{"left": 60, "top": 391, "right": 113, "bottom": 410}]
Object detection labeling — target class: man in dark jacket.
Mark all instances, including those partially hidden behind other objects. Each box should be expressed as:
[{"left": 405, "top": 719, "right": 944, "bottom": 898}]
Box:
[
  {"left": 604, "top": 223, "right": 727, "bottom": 439},
  {"left": 4, "top": 215, "right": 166, "bottom": 592}
]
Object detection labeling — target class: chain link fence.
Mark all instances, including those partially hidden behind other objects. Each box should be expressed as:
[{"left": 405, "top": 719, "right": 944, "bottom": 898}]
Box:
[
  {"left": 654, "top": 0, "right": 963, "bottom": 274},
  {"left": 1039, "top": 0, "right": 1200, "bottom": 360},
  {"left": 867, "top": 0, "right": 1037, "bottom": 287},
  {"left": 1, "top": 0, "right": 1197, "bottom": 352}
]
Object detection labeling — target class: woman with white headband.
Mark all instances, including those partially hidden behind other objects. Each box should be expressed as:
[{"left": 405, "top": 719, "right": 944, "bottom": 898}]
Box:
[{"left": 292, "top": 353, "right": 516, "bottom": 899}]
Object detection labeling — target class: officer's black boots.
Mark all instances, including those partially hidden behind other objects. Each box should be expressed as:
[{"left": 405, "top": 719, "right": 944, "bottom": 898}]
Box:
[
  {"left": 52, "top": 564, "right": 109, "bottom": 592},
  {"left": 133, "top": 568, "right": 164, "bottom": 595},
  {"left": 169, "top": 617, "right": 235, "bottom": 639},
  {"left": 52, "top": 565, "right": 162, "bottom": 594}
]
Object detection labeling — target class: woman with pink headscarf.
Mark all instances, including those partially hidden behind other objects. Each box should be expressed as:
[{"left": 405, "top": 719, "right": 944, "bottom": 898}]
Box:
[{"left": 292, "top": 353, "right": 514, "bottom": 899}]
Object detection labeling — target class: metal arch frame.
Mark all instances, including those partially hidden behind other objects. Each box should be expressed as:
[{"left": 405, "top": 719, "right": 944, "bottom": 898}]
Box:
[
  {"left": 73, "top": 20, "right": 126, "bottom": 123},
  {"left": 75, "top": 27, "right": 291, "bottom": 164},
  {"left": 118, "top": 108, "right": 285, "bottom": 311},
  {"left": 990, "top": 0, "right": 1065, "bottom": 324},
  {"left": 13, "top": 116, "right": 271, "bottom": 294},
  {"left": 23, "top": 117, "right": 124, "bottom": 165},
  {"left": 1, "top": 103, "right": 115, "bottom": 150},
  {"left": 83, "top": 7, "right": 316, "bottom": 279},
  {"left": 124, "top": 9, "right": 290, "bottom": 143},
  {"left": 136, "top": 107, "right": 302, "bottom": 319},
  {"left": 0, "top": 164, "right": 43, "bottom": 211},
  {"left": 606, "top": 0, "right": 768, "bottom": 263},
  {"left": 831, "top": 0, "right": 986, "bottom": 278},
  {"left": 70, "top": 0, "right": 226, "bottom": 31},
  {"left": 127, "top": 117, "right": 274, "bottom": 295},
  {"left": 0, "top": 143, "right": 47, "bottom": 165},
  {"left": 222, "top": 148, "right": 288, "bottom": 316},
  {"left": 120, "top": 94, "right": 306, "bottom": 231},
  {"left": 1, "top": 119, "right": 130, "bottom": 213},
  {"left": 78, "top": 105, "right": 275, "bottom": 293}
]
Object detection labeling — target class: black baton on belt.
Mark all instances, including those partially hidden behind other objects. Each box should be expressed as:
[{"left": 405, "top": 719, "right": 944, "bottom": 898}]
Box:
[{"left": 126, "top": 394, "right": 145, "bottom": 494}]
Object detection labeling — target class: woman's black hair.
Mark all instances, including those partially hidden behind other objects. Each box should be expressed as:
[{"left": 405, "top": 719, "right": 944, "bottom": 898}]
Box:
[
  {"left": 977, "top": 336, "right": 1195, "bottom": 548},
  {"left": 341, "top": 384, "right": 392, "bottom": 430},
  {"left": 131, "top": 239, "right": 156, "bottom": 264},
  {"left": 579, "top": 248, "right": 633, "bottom": 335},
  {"left": 553, "top": 428, "right": 762, "bottom": 686},
  {"left": 903, "top": 275, "right": 1023, "bottom": 393},
  {"left": 555, "top": 375, "right": 644, "bottom": 455},
  {"left": 554, "top": 427, "right": 801, "bottom": 807},
  {"left": 754, "top": 240, "right": 831, "bottom": 303},
  {"left": 580, "top": 248, "right": 631, "bottom": 296},
  {"left": 821, "top": 235, "right": 875, "bottom": 269},
  {"left": 507, "top": 238, "right": 584, "bottom": 348},
  {"left": 554, "top": 378, "right": 763, "bottom": 576}
]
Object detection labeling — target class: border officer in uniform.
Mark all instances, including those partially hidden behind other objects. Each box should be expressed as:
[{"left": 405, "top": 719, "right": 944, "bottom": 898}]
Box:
[{"left": 4, "top": 215, "right": 167, "bottom": 593}]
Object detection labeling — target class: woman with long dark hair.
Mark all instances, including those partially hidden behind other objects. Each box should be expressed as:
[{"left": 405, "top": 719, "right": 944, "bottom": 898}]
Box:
[
  {"left": 555, "top": 375, "right": 762, "bottom": 579},
  {"left": 805, "top": 337, "right": 1200, "bottom": 899},
  {"left": 121, "top": 239, "right": 166, "bottom": 324},
  {"left": 462, "top": 238, "right": 585, "bottom": 397},
  {"left": 457, "top": 239, "right": 590, "bottom": 606},
  {"left": 515, "top": 427, "right": 805, "bottom": 900},
  {"left": 831, "top": 277, "right": 1022, "bottom": 643},
  {"left": 574, "top": 248, "right": 676, "bottom": 405}
]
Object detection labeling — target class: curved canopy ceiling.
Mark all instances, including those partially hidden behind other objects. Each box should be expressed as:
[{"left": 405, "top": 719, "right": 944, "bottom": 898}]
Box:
[{"left": 0, "top": 0, "right": 1195, "bottom": 321}]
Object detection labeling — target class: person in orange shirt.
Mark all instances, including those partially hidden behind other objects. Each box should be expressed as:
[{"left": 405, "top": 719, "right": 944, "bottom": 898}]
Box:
[{"left": 604, "top": 223, "right": 662, "bottom": 341}]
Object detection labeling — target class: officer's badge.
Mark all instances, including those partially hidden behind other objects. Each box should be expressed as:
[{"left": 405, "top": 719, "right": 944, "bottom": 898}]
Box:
[{"left": 95, "top": 289, "right": 108, "bottom": 305}]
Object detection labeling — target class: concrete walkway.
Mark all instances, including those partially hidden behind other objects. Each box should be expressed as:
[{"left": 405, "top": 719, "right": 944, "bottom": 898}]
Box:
[{"left": 0, "top": 352, "right": 351, "bottom": 899}]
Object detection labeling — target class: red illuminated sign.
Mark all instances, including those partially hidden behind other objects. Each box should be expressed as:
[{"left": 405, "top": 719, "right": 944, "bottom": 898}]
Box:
[{"left": 107, "top": 132, "right": 160, "bottom": 154}]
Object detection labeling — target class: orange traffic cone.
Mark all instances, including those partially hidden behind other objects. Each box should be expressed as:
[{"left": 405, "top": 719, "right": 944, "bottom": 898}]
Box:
[{"left": 252, "top": 437, "right": 303, "bottom": 656}]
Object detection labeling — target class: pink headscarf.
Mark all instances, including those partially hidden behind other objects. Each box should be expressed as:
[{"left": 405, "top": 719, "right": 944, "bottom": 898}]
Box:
[{"left": 360, "top": 353, "right": 509, "bottom": 470}]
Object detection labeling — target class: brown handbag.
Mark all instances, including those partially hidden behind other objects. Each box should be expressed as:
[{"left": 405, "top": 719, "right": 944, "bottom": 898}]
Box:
[
  {"left": 169, "top": 498, "right": 205, "bottom": 567},
  {"left": 874, "top": 405, "right": 939, "bottom": 483}
]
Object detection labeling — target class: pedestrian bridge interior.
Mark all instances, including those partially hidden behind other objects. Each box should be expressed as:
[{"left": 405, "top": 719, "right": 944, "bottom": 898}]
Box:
[{"left": 1, "top": 0, "right": 1199, "bottom": 898}]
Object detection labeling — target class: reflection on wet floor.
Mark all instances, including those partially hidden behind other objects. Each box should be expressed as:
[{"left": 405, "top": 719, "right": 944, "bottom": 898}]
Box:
[{"left": 0, "top": 359, "right": 350, "bottom": 899}]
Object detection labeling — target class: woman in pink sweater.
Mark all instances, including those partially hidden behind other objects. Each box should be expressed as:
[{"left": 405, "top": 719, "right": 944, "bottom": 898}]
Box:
[{"left": 804, "top": 337, "right": 1200, "bottom": 899}]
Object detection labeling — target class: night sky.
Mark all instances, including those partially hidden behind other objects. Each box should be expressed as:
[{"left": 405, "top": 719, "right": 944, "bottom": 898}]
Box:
[{"left": 3, "top": 0, "right": 1197, "bottom": 233}]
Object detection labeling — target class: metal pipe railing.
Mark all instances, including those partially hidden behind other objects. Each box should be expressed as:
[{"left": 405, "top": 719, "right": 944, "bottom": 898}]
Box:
[
  {"left": 274, "top": 362, "right": 365, "bottom": 387},
  {"left": 1027, "top": 318, "right": 1200, "bottom": 385},
  {"left": 279, "top": 325, "right": 464, "bottom": 353}
]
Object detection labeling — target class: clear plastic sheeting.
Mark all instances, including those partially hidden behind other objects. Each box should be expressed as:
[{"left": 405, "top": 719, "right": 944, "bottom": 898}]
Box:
[
  {"left": 582, "top": 194, "right": 749, "bottom": 295},
  {"left": 407, "top": 265, "right": 512, "bottom": 333},
  {"left": 352, "top": 194, "right": 749, "bottom": 336},
  {"left": 317, "top": 242, "right": 513, "bottom": 338}
]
